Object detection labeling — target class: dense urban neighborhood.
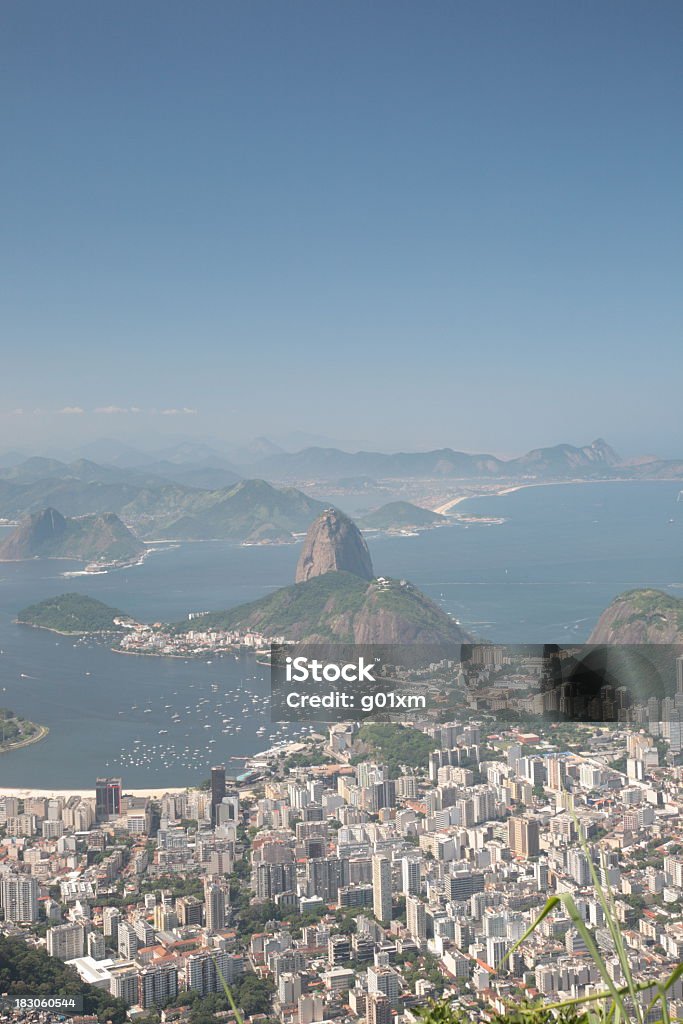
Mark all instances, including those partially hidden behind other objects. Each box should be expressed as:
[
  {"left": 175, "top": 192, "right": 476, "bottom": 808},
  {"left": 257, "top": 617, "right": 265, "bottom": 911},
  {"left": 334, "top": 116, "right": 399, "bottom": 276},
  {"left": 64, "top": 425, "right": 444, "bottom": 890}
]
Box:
[{"left": 3, "top": 667, "right": 683, "bottom": 1024}]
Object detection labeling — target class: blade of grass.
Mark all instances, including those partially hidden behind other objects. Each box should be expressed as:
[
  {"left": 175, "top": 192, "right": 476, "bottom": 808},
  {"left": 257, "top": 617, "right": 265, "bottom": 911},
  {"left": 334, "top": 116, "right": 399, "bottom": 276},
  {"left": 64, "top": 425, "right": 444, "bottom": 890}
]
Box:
[
  {"left": 503, "top": 890, "right": 628, "bottom": 1016},
  {"left": 213, "top": 956, "right": 244, "bottom": 1024}
]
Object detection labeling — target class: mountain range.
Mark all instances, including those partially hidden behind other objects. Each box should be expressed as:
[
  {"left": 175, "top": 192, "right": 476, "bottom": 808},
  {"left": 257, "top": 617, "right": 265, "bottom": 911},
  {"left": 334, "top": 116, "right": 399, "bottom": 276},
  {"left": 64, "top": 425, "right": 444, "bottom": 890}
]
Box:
[{"left": 1, "top": 438, "right": 682, "bottom": 542}]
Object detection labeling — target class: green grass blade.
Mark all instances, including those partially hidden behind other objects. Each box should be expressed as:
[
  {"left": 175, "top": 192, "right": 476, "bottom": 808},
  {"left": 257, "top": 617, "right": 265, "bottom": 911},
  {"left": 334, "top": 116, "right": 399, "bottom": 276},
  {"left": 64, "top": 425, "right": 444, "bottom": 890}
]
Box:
[{"left": 212, "top": 956, "right": 245, "bottom": 1024}]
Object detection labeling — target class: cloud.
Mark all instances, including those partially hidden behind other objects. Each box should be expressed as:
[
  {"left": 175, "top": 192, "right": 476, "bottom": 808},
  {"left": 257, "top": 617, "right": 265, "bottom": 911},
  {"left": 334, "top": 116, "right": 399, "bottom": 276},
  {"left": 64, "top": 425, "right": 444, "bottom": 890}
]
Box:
[
  {"left": 94, "top": 405, "right": 139, "bottom": 415},
  {"left": 58, "top": 406, "right": 85, "bottom": 415},
  {"left": 160, "top": 407, "right": 198, "bottom": 416}
]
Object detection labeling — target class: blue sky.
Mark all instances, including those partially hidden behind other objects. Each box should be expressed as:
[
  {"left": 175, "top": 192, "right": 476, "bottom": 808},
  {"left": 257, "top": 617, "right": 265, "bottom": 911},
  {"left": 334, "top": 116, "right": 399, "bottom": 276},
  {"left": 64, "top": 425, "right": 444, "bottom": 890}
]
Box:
[{"left": 2, "top": 1, "right": 682, "bottom": 456}]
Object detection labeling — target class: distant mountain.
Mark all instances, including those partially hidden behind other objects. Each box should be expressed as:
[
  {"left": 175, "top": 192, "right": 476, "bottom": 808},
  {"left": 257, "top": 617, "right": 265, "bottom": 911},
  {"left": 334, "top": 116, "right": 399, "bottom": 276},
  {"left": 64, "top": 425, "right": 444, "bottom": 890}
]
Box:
[
  {"left": 295, "top": 509, "right": 374, "bottom": 582},
  {"left": 75, "top": 438, "right": 153, "bottom": 467},
  {"left": 0, "top": 508, "right": 145, "bottom": 563},
  {"left": 510, "top": 438, "right": 621, "bottom": 474},
  {"left": 251, "top": 446, "right": 505, "bottom": 480},
  {"left": 147, "top": 479, "right": 326, "bottom": 541},
  {"left": 0, "top": 459, "right": 318, "bottom": 540},
  {"left": 175, "top": 571, "right": 469, "bottom": 645},
  {"left": 140, "top": 461, "right": 242, "bottom": 490},
  {"left": 359, "top": 501, "right": 445, "bottom": 530},
  {"left": 589, "top": 589, "right": 683, "bottom": 644},
  {"left": 226, "top": 436, "right": 285, "bottom": 464},
  {"left": 250, "top": 438, "right": 624, "bottom": 481},
  {"left": 17, "top": 593, "right": 128, "bottom": 633},
  {"left": 0, "top": 450, "right": 29, "bottom": 469}
]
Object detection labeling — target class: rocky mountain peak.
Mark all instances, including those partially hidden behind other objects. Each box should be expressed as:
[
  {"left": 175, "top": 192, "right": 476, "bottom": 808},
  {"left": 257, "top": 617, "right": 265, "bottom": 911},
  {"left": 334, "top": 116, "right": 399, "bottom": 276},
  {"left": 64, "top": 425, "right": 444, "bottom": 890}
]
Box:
[{"left": 295, "top": 508, "right": 374, "bottom": 583}]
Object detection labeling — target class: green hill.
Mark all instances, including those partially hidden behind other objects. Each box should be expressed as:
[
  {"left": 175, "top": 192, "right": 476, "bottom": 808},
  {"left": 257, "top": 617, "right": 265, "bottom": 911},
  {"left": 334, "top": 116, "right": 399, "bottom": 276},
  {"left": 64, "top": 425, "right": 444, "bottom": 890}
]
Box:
[
  {"left": 0, "top": 508, "right": 144, "bottom": 563},
  {"left": 17, "top": 593, "right": 128, "bottom": 634},
  {"left": 174, "top": 570, "right": 468, "bottom": 644},
  {"left": 359, "top": 501, "right": 445, "bottom": 530},
  {"left": 137, "top": 479, "right": 326, "bottom": 540},
  {"left": 589, "top": 588, "right": 683, "bottom": 644},
  {"left": 353, "top": 722, "right": 435, "bottom": 773}
]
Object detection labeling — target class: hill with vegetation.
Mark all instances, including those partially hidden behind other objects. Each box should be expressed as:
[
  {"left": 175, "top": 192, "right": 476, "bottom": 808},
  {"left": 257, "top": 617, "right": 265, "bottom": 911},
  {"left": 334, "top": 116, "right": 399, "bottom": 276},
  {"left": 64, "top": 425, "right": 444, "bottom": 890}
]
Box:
[
  {"left": 0, "top": 459, "right": 325, "bottom": 541},
  {"left": 589, "top": 588, "right": 683, "bottom": 644},
  {"left": 17, "top": 593, "right": 128, "bottom": 634},
  {"left": 174, "top": 570, "right": 468, "bottom": 644},
  {"left": 147, "top": 478, "right": 325, "bottom": 541},
  {"left": 352, "top": 722, "right": 435, "bottom": 774},
  {"left": 0, "top": 508, "right": 144, "bottom": 563},
  {"left": 0, "top": 706, "right": 46, "bottom": 752},
  {"left": 0, "top": 935, "right": 127, "bottom": 1023},
  {"left": 359, "top": 501, "right": 445, "bottom": 530}
]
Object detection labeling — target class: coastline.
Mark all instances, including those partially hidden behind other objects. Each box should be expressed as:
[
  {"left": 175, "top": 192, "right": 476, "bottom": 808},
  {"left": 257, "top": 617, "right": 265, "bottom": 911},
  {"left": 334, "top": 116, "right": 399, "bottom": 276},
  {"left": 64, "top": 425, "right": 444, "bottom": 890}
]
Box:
[
  {"left": 0, "top": 723, "right": 49, "bottom": 756},
  {"left": 433, "top": 475, "right": 664, "bottom": 514},
  {"left": 14, "top": 620, "right": 121, "bottom": 637},
  {"left": 0, "top": 785, "right": 187, "bottom": 800}
]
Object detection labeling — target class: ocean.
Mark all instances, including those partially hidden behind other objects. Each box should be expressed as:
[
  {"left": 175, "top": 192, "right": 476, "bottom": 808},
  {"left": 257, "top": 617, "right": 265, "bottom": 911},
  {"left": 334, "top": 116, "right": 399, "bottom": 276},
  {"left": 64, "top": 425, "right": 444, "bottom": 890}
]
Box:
[{"left": 0, "top": 480, "right": 681, "bottom": 787}]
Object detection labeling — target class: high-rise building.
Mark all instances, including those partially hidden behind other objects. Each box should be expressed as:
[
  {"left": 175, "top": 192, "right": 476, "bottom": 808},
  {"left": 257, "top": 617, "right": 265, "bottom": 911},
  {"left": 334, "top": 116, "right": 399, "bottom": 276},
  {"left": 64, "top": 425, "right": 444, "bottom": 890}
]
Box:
[
  {"left": 186, "top": 950, "right": 244, "bottom": 995},
  {"left": 204, "top": 878, "right": 229, "bottom": 933},
  {"left": 307, "top": 857, "right": 346, "bottom": 901},
  {"left": 211, "top": 765, "right": 226, "bottom": 826},
  {"left": 47, "top": 922, "right": 84, "bottom": 961},
  {"left": 216, "top": 790, "right": 239, "bottom": 825},
  {"left": 177, "top": 895, "right": 204, "bottom": 927},
  {"left": 95, "top": 778, "right": 122, "bottom": 820},
  {"left": 372, "top": 855, "right": 392, "bottom": 925},
  {"left": 328, "top": 934, "right": 352, "bottom": 966},
  {"left": 447, "top": 870, "right": 485, "bottom": 901},
  {"left": 508, "top": 817, "right": 540, "bottom": 859},
  {"left": 401, "top": 857, "right": 420, "bottom": 896},
  {"left": 109, "top": 966, "right": 140, "bottom": 1006},
  {"left": 117, "top": 921, "right": 138, "bottom": 960},
  {"left": 134, "top": 916, "right": 155, "bottom": 947},
  {"left": 87, "top": 931, "right": 106, "bottom": 961},
  {"left": 103, "top": 907, "right": 121, "bottom": 944},
  {"left": 138, "top": 962, "right": 178, "bottom": 1008},
  {"left": 366, "top": 992, "right": 392, "bottom": 1024},
  {"left": 367, "top": 965, "right": 400, "bottom": 1008},
  {"left": 406, "top": 895, "right": 427, "bottom": 945},
  {"left": 486, "top": 936, "right": 509, "bottom": 970},
  {"left": 256, "top": 862, "right": 295, "bottom": 900},
  {"left": 0, "top": 873, "right": 39, "bottom": 923}
]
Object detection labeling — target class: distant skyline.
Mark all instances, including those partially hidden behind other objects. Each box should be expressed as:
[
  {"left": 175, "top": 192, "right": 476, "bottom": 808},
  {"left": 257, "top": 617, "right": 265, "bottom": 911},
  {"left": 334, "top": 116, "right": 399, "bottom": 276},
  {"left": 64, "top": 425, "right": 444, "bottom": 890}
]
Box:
[{"left": 3, "top": 2, "right": 682, "bottom": 457}]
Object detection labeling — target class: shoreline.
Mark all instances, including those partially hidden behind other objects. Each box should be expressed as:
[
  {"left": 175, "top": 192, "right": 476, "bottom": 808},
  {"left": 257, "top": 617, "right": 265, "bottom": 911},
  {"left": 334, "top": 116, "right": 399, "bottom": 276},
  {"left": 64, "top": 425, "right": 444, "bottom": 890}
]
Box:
[
  {"left": 0, "top": 742, "right": 305, "bottom": 801},
  {"left": 0, "top": 785, "right": 188, "bottom": 800},
  {"left": 0, "top": 723, "right": 49, "bottom": 756},
  {"left": 433, "top": 475, "right": 670, "bottom": 514},
  {"left": 14, "top": 620, "right": 122, "bottom": 637}
]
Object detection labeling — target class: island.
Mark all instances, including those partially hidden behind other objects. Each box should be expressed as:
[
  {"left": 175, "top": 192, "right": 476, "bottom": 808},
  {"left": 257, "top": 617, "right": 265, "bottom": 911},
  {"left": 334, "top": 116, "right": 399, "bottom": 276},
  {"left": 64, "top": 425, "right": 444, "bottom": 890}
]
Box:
[
  {"left": 358, "top": 500, "right": 446, "bottom": 532},
  {"left": 16, "top": 593, "right": 129, "bottom": 634}
]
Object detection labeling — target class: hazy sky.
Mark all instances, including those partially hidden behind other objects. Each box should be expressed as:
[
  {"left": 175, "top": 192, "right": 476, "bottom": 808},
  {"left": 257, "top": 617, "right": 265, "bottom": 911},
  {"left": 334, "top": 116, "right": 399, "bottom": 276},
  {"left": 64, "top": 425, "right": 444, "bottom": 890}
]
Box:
[{"left": 2, "top": 1, "right": 682, "bottom": 457}]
